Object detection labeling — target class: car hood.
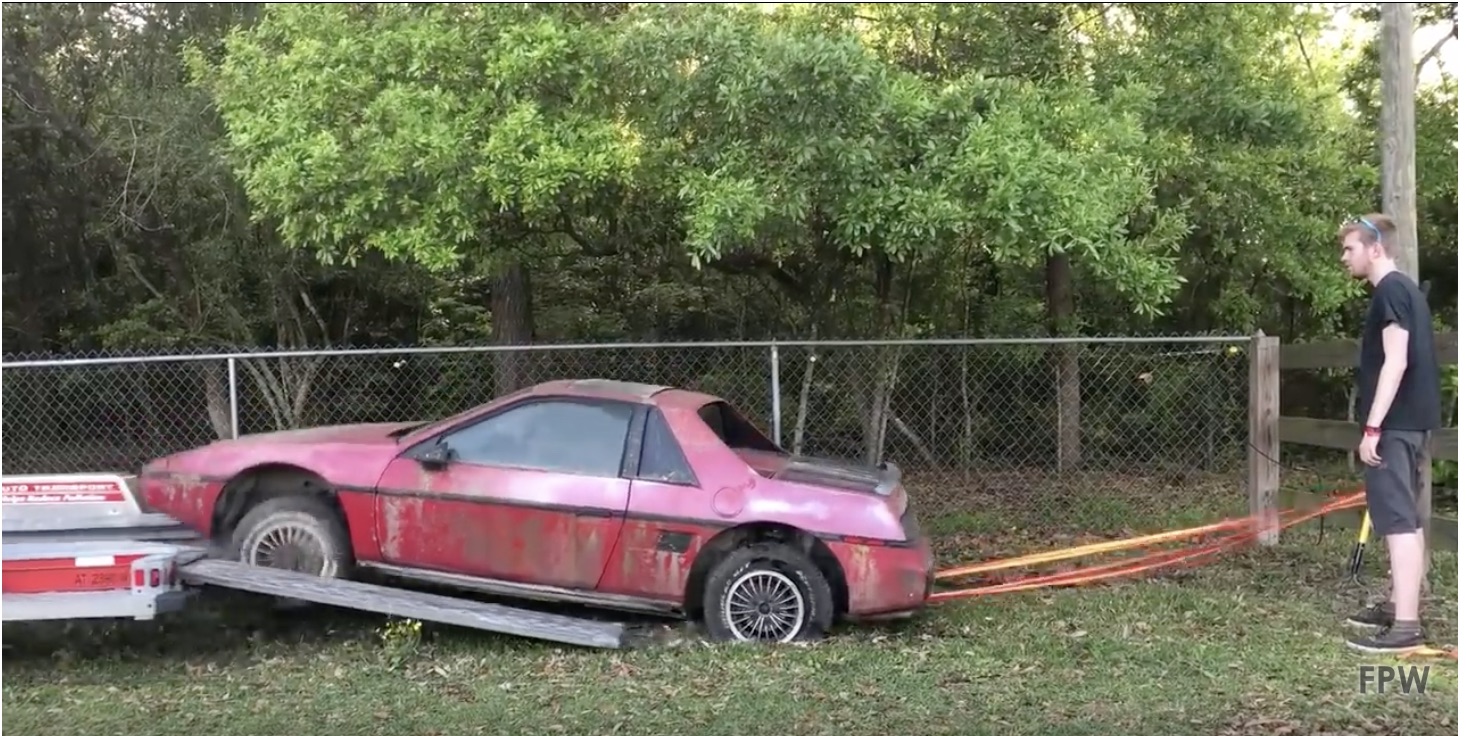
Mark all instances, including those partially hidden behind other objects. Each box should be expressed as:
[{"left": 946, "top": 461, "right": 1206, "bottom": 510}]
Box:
[{"left": 224, "top": 421, "right": 421, "bottom": 446}]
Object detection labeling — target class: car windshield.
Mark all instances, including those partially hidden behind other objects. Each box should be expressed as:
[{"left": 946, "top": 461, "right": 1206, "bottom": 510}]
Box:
[
  {"left": 387, "top": 422, "right": 428, "bottom": 438},
  {"left": 697, "top": 400, "right": 783, "bottom": 454},
  {"left": 393, "top": 386, "right": 537, "bottom": 441}
]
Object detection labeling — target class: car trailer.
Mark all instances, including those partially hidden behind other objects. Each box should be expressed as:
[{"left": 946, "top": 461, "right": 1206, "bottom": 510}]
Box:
[
  {"left": 2, "top": 539, "right": 192, "bottom": 622},
  {"left": 2, "top": 473, "right": 637, "bottom": 648},
  {"left": 3, "top": 473, "right": 199, "bottom": 544}
]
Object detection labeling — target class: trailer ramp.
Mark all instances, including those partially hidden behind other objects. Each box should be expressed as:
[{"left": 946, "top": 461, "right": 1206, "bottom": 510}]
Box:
[{"left": 179, "top": 558, "right": 633, "bottom": 650}]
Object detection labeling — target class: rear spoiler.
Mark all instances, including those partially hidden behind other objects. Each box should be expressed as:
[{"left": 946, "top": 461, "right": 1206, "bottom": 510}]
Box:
[
  {"left": 875, "top": 461, "right": 902, "bottom": 497},
  {"left": 777, "top": 458, "right": 903, "bottom": 497}
]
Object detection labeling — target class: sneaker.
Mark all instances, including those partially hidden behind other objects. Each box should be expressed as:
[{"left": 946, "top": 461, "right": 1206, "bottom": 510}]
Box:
[
  {"left": 1346, "top": 625, "right": 1426, "bottom": 654},
  {"left": 1345, "top": 602, "right": 1394, "bottom": 629}
]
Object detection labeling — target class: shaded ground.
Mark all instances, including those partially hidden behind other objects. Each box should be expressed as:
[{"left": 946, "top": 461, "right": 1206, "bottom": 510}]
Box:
[{"left": 4, "top": 518, "right": 1457, "bottom": 736}]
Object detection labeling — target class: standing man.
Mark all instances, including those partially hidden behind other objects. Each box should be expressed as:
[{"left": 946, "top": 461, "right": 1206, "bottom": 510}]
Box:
[{"left": 1337, "top": 213, "right": 1441, "bottom": 654}]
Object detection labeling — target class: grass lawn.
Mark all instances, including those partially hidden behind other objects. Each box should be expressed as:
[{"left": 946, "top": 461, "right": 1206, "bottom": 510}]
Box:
[{"left": 4, "top": 515, "right": 1458, "bottom": 735}]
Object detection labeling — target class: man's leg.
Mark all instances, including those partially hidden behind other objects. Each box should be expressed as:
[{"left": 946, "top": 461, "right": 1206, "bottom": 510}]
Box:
[
  {"left": 1346, "top": 430, "right": 1427, "bottom": 653},
  {"left": 1348, "top": 506, "right": 1428, "bottom": 627}
]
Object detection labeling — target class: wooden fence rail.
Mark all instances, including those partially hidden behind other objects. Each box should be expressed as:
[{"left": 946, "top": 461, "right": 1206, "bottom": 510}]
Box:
[{"left": 1253, "top": 330, "right": 1458, "bottom": 570}]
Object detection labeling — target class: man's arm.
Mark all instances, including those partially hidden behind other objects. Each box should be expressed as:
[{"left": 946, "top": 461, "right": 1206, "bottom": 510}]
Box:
[{"left": 1365, "top": 323, "right": 1411, "bottom": 427}]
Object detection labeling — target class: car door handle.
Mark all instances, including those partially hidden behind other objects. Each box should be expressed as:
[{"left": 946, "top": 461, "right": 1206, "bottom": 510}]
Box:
[{"left": 579, "top": 507, "right": 615, "bottom": 518}]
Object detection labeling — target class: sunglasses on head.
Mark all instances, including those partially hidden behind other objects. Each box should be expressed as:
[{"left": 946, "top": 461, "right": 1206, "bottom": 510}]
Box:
[{"left": 1352, "top": 217, "right": 1383, "bottom": 241}]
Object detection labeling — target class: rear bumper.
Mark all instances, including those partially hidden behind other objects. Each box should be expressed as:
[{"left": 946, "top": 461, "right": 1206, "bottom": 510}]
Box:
[{"left": 829, "top": 537, "right": 935, "bottom": 619}]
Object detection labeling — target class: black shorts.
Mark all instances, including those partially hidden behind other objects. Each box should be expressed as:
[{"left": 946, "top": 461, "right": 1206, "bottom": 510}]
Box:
[{"left": 1363, "top": 429, "right": 1429, "bottom": 536}]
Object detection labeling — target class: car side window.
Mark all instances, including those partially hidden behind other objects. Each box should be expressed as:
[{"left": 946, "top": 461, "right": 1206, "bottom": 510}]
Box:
[
  {"left": 637, "top": 409, "right": 697, "bottom": 485},
  {"left": 442, "top": 399, "right": 636, "bottom": 477}
]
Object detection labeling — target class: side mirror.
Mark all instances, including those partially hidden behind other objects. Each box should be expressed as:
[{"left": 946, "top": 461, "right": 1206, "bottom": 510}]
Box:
[{"left": 417, "top": 443, "right": 454, "bottom": 471}]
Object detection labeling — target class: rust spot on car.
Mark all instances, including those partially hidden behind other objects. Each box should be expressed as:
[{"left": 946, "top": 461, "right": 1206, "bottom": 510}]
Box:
[
  {"left": 527, "top": 513, "right": 556, "bottom": 580},
  {"left": 149, "top": 473, "right": 214, "bottom": 529},
  {"left": 650, "top": 547, "right": 692, "bottom": 597},
  {"left": 578, "top": 522, "right": 603, "bottom": 580},
  {"left": 624, "top": 523, "right": 666, "bottom": 584},
  {"left": 606, "top": 522, "right": 695, "bottom": 599},
  {"left": 415, "top": 464, "right": 438, "bottom": 492},
  {"left": 380, "top": 496, "right": 429, "bottom": 559},
  {"left": 843, "top": 543, "right": 883, "bottom": 613}
]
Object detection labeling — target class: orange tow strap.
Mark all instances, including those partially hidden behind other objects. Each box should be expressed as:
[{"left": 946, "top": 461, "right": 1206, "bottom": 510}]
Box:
[
  {"left": 1402, "top": 647, "right": 1459, "bottom": 660},
  {"left": 933, "top": 516, "right": 1253, "bottom": 580},
  {"left": 928, "top": 489, "right": 1457, "bottom": 661},
  {"left": 932, "top": 489, "right": 1366, "bottom": 598}
]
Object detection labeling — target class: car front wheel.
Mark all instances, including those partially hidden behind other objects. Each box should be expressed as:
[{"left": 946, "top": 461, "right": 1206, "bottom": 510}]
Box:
[
  {"left": 231, "top": 495, "right": 354, "bottom": 580},
  {"left": 701, "top": 542, "right": 834, "bottom": 644}
]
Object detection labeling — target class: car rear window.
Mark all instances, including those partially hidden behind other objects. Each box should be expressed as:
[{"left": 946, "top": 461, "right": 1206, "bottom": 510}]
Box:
[{"left": 697, "top": 401, "right": 782, "bottom": 453}]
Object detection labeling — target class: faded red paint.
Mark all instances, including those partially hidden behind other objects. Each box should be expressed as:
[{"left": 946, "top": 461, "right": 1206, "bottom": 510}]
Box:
[
  {"left": 140, "top": 473, "right": 221, "bottom": 533},
  {"left": 828, "top": 538, "right": 933, "bottom": 617},
  {"left": 598, "top": 512, "right": 707, "bottom": 602},
  {"left": 137, "top": 380, "right": 934, "bottom": 626}
]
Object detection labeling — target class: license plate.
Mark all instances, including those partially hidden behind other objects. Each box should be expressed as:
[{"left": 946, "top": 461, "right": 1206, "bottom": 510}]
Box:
[{"left": 71, "top": 568, "right": 129, "bottom": 590}]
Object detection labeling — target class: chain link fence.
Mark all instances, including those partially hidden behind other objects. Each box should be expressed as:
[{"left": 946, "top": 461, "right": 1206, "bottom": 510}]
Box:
[{"left": 1, "top": 337, "right": 1254, "bottom": 542}]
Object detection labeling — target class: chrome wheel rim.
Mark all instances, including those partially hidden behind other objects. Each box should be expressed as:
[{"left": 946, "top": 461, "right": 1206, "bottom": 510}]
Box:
[
  {"left": 723, "top": 569, "right": 805, "bottom": 643},
  {"left": 245, "top": 521, "right": 330, "bottom": 575}
]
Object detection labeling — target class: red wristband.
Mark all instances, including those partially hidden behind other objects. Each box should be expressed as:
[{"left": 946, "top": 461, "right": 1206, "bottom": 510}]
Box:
[{"left": 1364, "top": 426, "right": 1382, "bottom": 437}]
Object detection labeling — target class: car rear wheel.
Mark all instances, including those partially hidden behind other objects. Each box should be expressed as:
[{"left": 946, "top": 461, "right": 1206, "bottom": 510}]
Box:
[
  {"left": 701, "top": 542, "right": 834, "bottom": 644},
  {"left": 232, "top": 495, "right": 353, "bottom": 580}
]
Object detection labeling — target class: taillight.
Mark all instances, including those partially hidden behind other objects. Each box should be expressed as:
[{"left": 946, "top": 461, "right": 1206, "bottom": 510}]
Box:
[
  {"left": 149, "top": 569, "right": 161, "bottom": 587},
  {"left": 134, "top": 569, "right": 145, "bottom": 587}
]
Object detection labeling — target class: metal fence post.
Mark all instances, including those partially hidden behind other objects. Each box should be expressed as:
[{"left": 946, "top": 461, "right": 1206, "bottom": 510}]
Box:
[
  {"left": 769, "top": 344, "right": 782, "bottom": 445},
  {"left": 227, "top": 357, "right": 240, "bottom": 439}
]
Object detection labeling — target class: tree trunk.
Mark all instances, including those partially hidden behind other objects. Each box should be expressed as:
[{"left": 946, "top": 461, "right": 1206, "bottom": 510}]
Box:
[
  {"left": 860, "top": 252, "right": 900, "bottom": 466},
  {"left": 490, "top": 260, "right": 536, "bottom": 397},
  {"left": 1047, "top": 252, "right": 1082, "bottom": 472},
  {"left": 202, "top": 361, "right": 234, "bottom": 439}
]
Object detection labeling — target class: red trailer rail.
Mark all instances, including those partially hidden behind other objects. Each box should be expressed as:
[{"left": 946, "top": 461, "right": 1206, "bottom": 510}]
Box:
[{"left": 2, "top": 540, "right": 192, "bottom": 622}]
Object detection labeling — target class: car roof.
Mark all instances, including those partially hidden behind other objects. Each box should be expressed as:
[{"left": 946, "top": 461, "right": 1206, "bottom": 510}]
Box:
[{"left": 528, "top": 379, "right": 721, "bottom": 408}]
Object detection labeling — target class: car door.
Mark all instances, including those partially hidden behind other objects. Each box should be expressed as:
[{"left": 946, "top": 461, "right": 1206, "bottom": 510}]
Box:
[
  {"left": 598, "top": 406, "right": 713, "bottom": 603},
  {"left": 374, "top": 396, "right": 636, "bottom": 590}
]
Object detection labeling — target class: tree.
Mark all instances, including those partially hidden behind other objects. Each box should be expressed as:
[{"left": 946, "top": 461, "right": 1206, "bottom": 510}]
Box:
[{"left": 194, "top": 3, "right": 642, "bottom": 395}]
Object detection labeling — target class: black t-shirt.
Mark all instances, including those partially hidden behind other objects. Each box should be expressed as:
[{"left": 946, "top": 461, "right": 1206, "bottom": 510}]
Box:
[{"left": 1355, "top": 271, "right": 1441, "bottom": 431}]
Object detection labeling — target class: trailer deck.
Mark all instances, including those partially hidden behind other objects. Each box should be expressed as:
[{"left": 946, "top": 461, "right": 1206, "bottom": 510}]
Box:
[{"left": 2, "top": 472, "right": 639, "bottom": 649}]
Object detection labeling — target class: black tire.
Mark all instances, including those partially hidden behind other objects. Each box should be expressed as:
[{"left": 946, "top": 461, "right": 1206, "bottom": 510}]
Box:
[
  {"left": 700, "top": 542, "right": 835, "bottom": 644},
  {"left": 230, "top": 495, "right": 354, "bottom": 580}
]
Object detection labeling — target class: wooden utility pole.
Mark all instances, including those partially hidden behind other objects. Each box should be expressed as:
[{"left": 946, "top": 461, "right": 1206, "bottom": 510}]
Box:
[
  {"left": 1378, "top": 1, "right": 1431, "bottom": 591},
  {"left": 1380, "top": 2, "right": 1419, "bottom": 278}
]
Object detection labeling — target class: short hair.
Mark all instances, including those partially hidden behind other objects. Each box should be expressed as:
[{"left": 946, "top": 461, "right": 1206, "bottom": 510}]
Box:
[{"left": 1338, "top": 213, "right": 1398, "bottom": 257}]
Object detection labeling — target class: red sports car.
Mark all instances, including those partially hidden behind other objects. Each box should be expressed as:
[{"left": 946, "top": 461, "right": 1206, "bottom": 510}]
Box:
[{"left": 139, "top": 379, "right": 935, "bottom": 642}]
